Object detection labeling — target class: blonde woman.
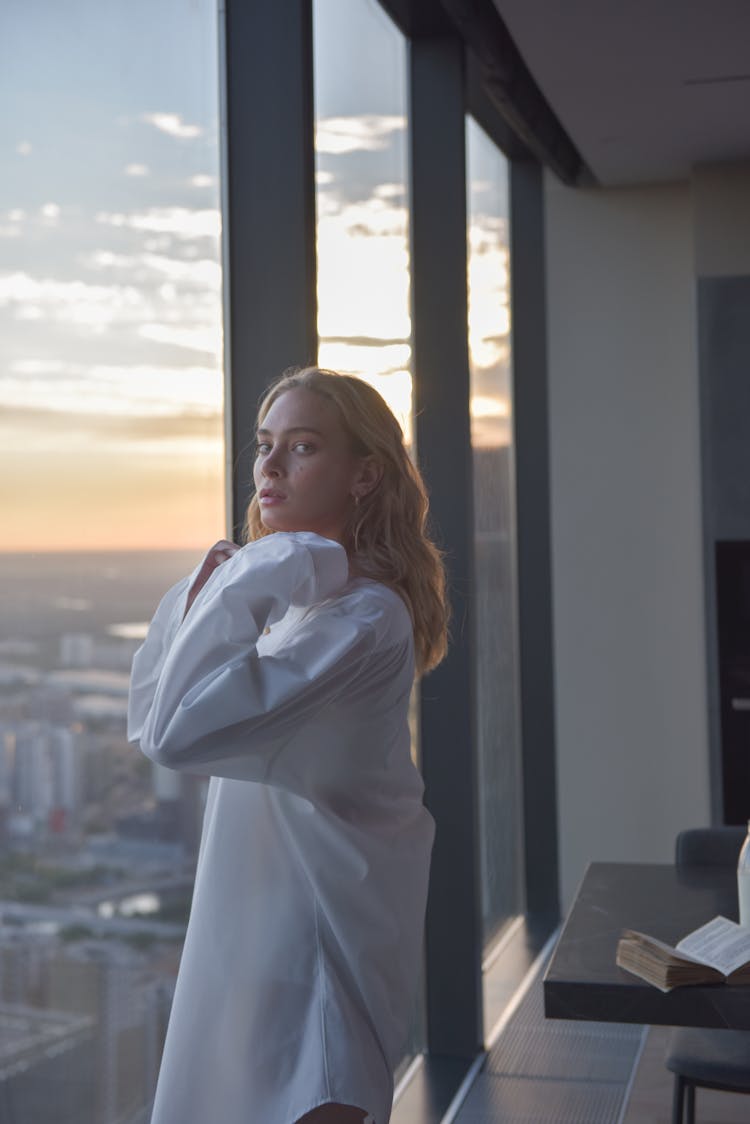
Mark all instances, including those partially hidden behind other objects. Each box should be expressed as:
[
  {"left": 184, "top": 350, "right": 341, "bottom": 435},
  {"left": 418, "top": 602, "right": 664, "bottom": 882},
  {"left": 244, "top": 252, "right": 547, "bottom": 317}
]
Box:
[{"left": 128, "top": 367, "right": 449, "bottom": 1124}]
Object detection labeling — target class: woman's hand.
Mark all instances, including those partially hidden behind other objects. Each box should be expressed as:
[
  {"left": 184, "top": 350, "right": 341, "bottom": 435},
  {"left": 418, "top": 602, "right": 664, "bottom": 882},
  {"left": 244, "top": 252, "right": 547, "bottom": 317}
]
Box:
[{"left": 184, "top": 540, "right": 239, "bottom": 617}]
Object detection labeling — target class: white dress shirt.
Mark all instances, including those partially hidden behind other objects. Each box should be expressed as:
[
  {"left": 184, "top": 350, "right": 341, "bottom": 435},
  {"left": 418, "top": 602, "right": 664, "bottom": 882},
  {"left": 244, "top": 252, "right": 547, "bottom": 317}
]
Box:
[{"left": 127, "top": 532, "right": 435, "bottom": 1124}]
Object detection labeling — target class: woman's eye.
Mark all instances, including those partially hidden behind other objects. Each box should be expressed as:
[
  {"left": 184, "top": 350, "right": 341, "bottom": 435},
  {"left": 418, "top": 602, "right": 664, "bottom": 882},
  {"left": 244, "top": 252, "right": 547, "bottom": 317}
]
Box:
[
  {"left": 255, "top": 442, "right": 271, "bottom": 456},
  {"left": 293, "top": 442, "right": 314, "bottom": 453}
]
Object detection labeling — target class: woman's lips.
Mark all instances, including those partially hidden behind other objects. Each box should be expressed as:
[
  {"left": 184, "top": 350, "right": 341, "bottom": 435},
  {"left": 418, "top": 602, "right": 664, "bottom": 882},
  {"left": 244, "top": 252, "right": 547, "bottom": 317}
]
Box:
[{"left": 259, "top": 493, "right": 286, "bottom": 506}]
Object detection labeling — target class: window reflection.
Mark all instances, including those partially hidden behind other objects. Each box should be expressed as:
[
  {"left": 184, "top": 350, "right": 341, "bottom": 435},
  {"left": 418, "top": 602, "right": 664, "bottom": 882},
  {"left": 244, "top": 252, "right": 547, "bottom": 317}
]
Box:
[
  {"left": 466, "top": 117, "right": 526, "bottom": 946},
  {"left": 0, "top": 1, "right": 223, "bottom": 1119}
]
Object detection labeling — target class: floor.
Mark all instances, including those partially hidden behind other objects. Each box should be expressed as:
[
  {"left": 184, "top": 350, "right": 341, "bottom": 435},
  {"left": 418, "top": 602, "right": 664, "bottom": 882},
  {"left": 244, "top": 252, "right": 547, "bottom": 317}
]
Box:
[
  {"left": 449, "top": 969, "right": 750, "bottom": 1124},
  {"left": 622, "top": 1026, "right": 750, "bottom": 1124}
]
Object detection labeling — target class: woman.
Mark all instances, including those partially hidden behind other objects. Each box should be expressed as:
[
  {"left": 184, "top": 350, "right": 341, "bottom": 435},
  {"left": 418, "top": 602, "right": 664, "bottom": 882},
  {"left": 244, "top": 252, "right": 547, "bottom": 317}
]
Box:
[{"left": 128, "top": 367, "right": 448, "bottom": 1124}]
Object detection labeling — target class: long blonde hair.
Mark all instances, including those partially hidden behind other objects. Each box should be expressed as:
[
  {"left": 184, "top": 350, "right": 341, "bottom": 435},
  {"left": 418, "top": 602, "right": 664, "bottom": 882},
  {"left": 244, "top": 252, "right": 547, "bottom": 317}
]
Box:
[{"left": 245, "top": 367, "right": 448, "bottom": 674}]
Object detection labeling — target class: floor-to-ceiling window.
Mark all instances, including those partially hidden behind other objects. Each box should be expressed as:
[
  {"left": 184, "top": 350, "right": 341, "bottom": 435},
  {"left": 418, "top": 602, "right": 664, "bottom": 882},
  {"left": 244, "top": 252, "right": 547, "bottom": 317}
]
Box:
[
  {"left": 0, "top": 0, "right": 557, "bottom": 1116},
  {"left": 0, "top": 1, "right": 223, "bottom": 1119},
  {"left": 466, "top": 117, "right": 526, "bottom": 949},
  {"left": 312, "top": 0, "right": 424, "bottom": 1080}
]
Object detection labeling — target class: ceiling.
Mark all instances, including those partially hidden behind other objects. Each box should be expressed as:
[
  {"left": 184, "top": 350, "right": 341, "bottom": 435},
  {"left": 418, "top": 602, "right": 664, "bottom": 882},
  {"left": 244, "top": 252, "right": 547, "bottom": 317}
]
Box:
[{"left": 492, "top": 0, "right": 750, "bottom": 186}]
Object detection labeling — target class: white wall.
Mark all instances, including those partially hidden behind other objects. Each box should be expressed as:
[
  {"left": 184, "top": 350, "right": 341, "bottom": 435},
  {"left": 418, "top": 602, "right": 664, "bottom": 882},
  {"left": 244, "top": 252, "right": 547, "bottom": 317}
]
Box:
[{"left": 543, "top": 176, "right": 711, "bottom": 908}]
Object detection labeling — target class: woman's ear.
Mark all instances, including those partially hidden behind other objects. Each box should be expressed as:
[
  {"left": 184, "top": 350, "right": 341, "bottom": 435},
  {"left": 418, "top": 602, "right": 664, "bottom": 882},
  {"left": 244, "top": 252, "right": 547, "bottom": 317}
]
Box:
[{"left": 354, "top": 456, "right": 383, "bottom": 498}]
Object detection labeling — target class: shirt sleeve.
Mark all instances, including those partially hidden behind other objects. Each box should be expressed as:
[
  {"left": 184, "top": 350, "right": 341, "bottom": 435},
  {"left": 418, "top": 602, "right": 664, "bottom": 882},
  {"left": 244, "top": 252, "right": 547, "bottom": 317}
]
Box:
[
  {"left": 127, "top": 532, "right": 409, "bottom": 787},
  {"left": 126, "top": 571, "right": 195, "bottom": 745}
]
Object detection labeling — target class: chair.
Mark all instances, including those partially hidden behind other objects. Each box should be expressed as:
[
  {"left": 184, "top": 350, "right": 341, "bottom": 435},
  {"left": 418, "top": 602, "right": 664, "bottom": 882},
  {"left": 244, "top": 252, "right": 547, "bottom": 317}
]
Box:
[{"left": 665, "top": 826, "right": 750, "bottom": 1124}]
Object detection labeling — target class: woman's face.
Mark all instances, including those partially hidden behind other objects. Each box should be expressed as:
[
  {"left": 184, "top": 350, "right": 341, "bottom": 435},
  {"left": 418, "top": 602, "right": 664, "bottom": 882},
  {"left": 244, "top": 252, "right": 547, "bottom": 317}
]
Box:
[{"left": 253, "top": 387, "right": 367, "bottom": 543}]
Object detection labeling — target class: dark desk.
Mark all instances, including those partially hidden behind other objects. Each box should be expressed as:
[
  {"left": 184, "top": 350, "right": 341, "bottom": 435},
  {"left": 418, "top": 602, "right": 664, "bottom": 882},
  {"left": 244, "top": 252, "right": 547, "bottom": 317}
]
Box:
[{"left": 543, "top": 861, "right": 750, "bottom": 1030}]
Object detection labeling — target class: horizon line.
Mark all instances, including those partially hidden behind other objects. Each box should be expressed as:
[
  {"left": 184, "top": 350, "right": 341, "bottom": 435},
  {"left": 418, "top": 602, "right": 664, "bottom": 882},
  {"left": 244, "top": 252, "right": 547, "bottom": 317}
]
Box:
[{"left": 0, "top": 544, "right": 218, "bottom": 555}]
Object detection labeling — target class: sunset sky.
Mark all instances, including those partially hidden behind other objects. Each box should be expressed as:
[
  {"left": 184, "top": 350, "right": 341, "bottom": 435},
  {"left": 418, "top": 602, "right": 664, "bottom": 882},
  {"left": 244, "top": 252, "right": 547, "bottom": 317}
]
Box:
[{"left": 1, "top": 0, "right": 510, "bottom": 552}]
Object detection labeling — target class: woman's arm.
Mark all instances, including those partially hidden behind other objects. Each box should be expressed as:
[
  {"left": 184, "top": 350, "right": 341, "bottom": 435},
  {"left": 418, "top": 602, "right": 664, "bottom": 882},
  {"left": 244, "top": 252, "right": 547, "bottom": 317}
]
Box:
[
  {"left": 127, "top": 532, "right": 412, "bottom": 789},
  {"left": 183, "top": 539, "right": 238, "bottom": 616},
  {"left": 126, "top": 539, "right": 238, "bottom": 738}
]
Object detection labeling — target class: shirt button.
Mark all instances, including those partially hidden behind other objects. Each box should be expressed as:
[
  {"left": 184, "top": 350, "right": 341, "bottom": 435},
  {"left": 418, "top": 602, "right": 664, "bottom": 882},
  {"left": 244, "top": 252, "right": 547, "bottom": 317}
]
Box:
[{"left": 263, "top": 626, "right": 271, "bottom": 635}]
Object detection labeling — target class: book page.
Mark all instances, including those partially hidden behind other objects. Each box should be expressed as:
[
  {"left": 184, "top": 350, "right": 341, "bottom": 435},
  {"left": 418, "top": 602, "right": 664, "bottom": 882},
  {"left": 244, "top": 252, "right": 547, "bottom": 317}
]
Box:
[
  {"left": 621, "top": 930, "right": 706, "bottom": 965},
  {"left": 676, "top": 916, "right": 750, "bottom": 976}
]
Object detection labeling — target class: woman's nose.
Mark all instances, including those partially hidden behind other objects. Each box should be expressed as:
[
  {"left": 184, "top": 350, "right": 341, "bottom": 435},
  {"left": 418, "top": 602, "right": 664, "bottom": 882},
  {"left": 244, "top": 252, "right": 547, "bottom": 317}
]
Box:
[{"left": 261, "top": 453, "right": 283, "bottom": 477}]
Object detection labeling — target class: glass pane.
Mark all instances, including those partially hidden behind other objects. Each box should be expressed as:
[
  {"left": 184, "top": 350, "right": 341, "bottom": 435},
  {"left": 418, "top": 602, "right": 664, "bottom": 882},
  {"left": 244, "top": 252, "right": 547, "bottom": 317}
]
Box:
[
  {"left": 0, "top": 1, "right": 223, "bottom": 1120},
  {"left": 313, "top": 0, "right": 412, "bottom": 443},
  {"left": 466, "top": 116, "right": 526, "bottom": 946},
  {"left": 313, "top": 0, "right": 424, "bottom": 1075}
]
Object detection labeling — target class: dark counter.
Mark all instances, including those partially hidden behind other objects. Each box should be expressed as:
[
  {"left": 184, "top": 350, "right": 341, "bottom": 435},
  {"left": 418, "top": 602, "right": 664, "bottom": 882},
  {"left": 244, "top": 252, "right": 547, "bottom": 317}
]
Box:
[{"left": 543, "top": 861, "right": 750, "bottom": 1030}]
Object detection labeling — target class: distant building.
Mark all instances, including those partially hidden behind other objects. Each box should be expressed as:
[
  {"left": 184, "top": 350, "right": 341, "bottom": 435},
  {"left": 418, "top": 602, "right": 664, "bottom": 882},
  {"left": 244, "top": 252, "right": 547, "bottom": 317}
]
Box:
[
  {"left": 60, "top": 631, "right": 140, "bottom": 673},
  {"left": 59, "top": 633, "right": 95, "bottom": 669},
  {"left": 0, "top": 934, "right": 175, "bottom": 1124},
  {"left": 8, "top": 721, "right": 82, "bottom": 836}
]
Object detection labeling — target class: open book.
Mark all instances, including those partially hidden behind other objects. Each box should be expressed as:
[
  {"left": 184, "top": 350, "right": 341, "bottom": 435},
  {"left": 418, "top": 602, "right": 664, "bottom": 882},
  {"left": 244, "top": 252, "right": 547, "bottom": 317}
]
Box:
[{"left": 616, "top": 915, "right": 750, "bottom": 992}]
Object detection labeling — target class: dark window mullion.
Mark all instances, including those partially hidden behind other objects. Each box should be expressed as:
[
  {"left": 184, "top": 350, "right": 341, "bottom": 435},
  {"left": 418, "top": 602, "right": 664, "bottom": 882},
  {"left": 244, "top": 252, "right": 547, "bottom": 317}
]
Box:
[
  {"left": 220, "top": 0, "right": 317, "bottom": 538},
  {"left": 409, "top": 31, "right": 483, "bottom": 1061}
]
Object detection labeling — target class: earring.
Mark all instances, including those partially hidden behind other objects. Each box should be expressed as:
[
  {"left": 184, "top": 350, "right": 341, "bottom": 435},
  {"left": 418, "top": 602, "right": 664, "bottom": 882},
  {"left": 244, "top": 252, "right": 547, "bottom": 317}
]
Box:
[{"left": 353, "top": 492, "right": 360, "bottom": 507}]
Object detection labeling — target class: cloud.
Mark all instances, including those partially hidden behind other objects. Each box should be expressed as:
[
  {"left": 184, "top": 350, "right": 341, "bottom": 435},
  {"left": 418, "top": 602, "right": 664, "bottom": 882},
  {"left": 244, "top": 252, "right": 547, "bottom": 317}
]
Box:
[
  {"left": 317, "top": 340, "right": 410, "bottom": 379},
  {"left": 95, "top": 206, "right": 220, "bottom": 240},
  {"left": 78, "top": 248, "right": 221, "bottom": 290},
  {"left": 315, "top": 115, "right": 406, "bottom": 155},
  {"left": 109, "top": 411, "right": 221, "bottom": 441},
  {"left": 139, "top": 253, "right": 221, "bottom": 288},
  {"left": 16, "top": 141, "right": 32, "bottom": 156},
  {"left": 320, "top": 334, "right": 407, "bottom": 348},
  {"left": 10, "top": 359, "right": 67, "bottom": 375},
  {"left": 143, "top": 236, "right": 174, "bottom": 253},
  {"left": 373, "top": 183, "right": 405, "bottom": 202},
  {"left": 0, "top": 401, "right": 221, "bottom": 442},
  {"left": 141, "top": 112, "right": 203, "bottom": 139},
  {"left": 0, "top": 207, "right": 27, "bottom": 236},
  {"left": 0, "top": 271, "right": 138, "bottom": 329},
  {"left": 76, "top": 250, "right": 140, "bottom": 271},
  {"left": 189, "top": 174, "right": 215, "bottom": 188},
  {"left": 125, "top": 163, "right": 150, "bottom": 177},
  {"left": 468, "top": 214, "right": 508, "bottom": 251},
  {"left": 3, "top": 362, "right": 222, "bottom": 418},
  {"left": 467, "top": 227, "right": 511, "bottom": 368},
  {"left": 316, "top": 193, "right": 408, "bottom": 236},
  {"left": 0, "top": 256, "right": 221, "bottom": 346},
  {"left": 15, "top": 304, "right": 43, "bottom": 320},
  {"left": 137, "top": 321, "right": 220, "bottom": 355},
  {"left": 137, "top": 322, "right": 221, "bottom": 358},
  {"left": 316, "top": 195, "right": 411, "bottom": 341},
  {"left": 471, "top": 395, "right": 509, "bottom": 419}
]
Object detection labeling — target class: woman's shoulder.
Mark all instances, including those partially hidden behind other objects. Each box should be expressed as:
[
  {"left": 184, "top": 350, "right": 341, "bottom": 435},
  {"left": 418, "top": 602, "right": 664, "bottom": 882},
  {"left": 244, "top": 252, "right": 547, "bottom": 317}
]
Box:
[
  {"left": 198, "top": 533, "right": 413, "bottom": 648},
  {"left": 201, "top": 532, "right": 348, "bottom": 609},
  {"left": 326, "top": 578, "right": 413, "bottom": 649},
  {"left": 234, "top": 531, "right": 346, "bottom": 573}
]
